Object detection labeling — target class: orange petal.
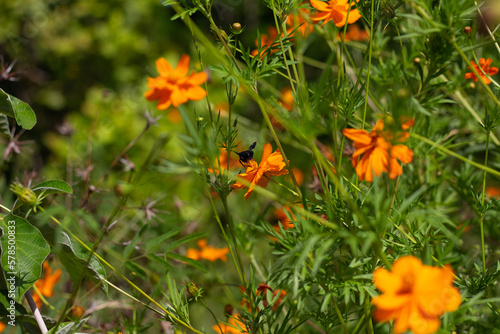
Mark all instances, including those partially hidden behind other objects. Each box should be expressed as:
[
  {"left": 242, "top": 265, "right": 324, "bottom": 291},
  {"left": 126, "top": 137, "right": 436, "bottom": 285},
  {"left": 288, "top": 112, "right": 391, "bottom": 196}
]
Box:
[
  {"left": 372, "top": 294, "right": 410, "bottom": 310},
  {"left": 156, "top": 57, "right": 173, "bottom": 76},
  {"left": 188, "top": 71, "right": 208, "bottom": 85},
  {"left": 175, "top": 54, "right": 191, "bottom": 77},
  {"left": 373, "top": 268, "right": 403, "bottom": 294},
  {"left": 310, "top": 0, "right": 330, "bottom": 11},
  {"left": 391, "top": 145, "right": 413, "bottom": 164},
  {"left": 260, "top": 143, "right": 274, "bottom": 166},
  {"left": 186, "top": 86, "right": 207, "bottom": 100},
  {"left": 342, "top": 128, "right": 372, "bottom": 145}
]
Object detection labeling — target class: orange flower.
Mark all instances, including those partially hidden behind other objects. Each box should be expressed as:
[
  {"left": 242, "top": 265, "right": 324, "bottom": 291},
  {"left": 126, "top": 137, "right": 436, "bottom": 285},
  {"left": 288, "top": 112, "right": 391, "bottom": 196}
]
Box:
[
  {"left": 274, "top": 206, "right": 296, "bottom": 231},
  {"left": 240, "top": 284, "right": 287, "bottom": 312},
  {"left": 342, "top": 119, "right": 413, "bottom": 182},
  {"left": 464, "top": 57, "right": 499, "bottom": 84},
  {"left": 232, "top": 143, "right": 289, "bottom": 199},
  {"left": 338, "top": 24, "right": 369, "bottom": 41},
  {"left": 279, "top": 87, "right": 295, "bottom": 111},
  {"left": 207, "top": 150, "right": 240, "bottom": 174},
  {"left": 32, "top": 261, "right": 62, "bottom": 308},
  {"left": 0, "top": 321, "right": 5, "bottom": 332},
  {"left": 144, "top": 55, "right": 207, "bottom": 110},
  {"left": 186, "top": 239, "right": 229, "bottom": 262},
  {"left": 212, "top": 314, "right": 247, "bottom": 333},
  {"left": 286, "top": 7, "right": 314, "bottom": 36},
  {"left": 372, "top": 256, "right": 461, "bottom": 334},
  {"left": 310, "top": 0, "right": 361, "bottom": 27},
  {"left": 486, "top": 186, "right": 500, "bottom": 198},
  {"left": 251, "top": 28, "right": 284, "bottom": 58}
]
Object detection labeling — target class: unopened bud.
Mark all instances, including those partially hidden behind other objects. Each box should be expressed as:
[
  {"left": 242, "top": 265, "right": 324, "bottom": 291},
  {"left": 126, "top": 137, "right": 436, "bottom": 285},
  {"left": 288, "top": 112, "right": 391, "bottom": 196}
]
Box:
[
  {"left": 186, "top": 282, "right": 202, "bottom": 299},
  {"left": 413, "top": 57, "right": 421, "bottom": 65},
  {"left": 232, "top": 22, "right": 242, "bottom": 32},
  {"left": 71, "top": 305, "right": 85, "bottom": 318},
  {"left": 225, "top": 304, "right": 234, "bottom": 316},
  {"left": 9, "top": 182, "right": 38, "bottom": 206},
  {"left": 464, "top": 26, "right": 472, "bottom": 34}
]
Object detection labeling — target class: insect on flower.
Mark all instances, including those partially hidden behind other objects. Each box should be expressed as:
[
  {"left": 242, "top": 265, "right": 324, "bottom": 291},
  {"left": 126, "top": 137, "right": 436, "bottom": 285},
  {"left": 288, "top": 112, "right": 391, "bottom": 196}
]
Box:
[{"left": 236, "top": 142, "right": 257, "bottom": 166}]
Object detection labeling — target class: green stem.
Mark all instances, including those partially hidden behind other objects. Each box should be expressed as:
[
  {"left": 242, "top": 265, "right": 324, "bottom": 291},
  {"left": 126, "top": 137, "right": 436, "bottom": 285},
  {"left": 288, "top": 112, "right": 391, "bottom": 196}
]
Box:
[
  {"left": 480, "top": 130, "right": 491, "bottom": 272},
  {"left": 361, "top": 0, "right": 375, "bottom": 130},
  {"left": 270, "top": 0, "right": 296, "bottom": 96},
  {"left": 412, "top": 133, "right": 500, "bottom": 178},
  {"left": 221, "top": 196, "right": 248, "bottom": 287}
]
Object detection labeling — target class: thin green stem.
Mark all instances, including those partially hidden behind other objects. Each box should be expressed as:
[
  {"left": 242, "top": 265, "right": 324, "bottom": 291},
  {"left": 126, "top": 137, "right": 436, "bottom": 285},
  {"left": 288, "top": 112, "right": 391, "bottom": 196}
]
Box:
[
  {"left": 361, "top": 0, "right": 375, "bottom": 130},
  {"left": 412, "top": 133, "right": 500, "bottom": 179},
  {"left": 270, "top": 0, "right": 295, "bottom": 96},
  {"left": 207, "top": 189, "right": 246, "bottom": 286},
  {"left": 480, "top": 130, "right": 491, "bottom": 272},
  {"left": 221, "top": 197, "right": 248, "bottom": 287}
]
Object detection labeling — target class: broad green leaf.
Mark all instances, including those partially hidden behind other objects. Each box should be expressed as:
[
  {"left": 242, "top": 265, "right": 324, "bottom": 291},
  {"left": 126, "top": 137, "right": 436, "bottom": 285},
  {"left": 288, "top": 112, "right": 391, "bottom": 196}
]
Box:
[
  {"left": 32, "top": 180, "right": 73, "bottom": 195},
  {"left": 43, "top": 228, "right": 107, "bottom": 294},
  {"left": 0, "top": 213, "right": 50, "bottom": 302},
  {"left": 0, "top": 89, "right": 37, "bottom": 130}
]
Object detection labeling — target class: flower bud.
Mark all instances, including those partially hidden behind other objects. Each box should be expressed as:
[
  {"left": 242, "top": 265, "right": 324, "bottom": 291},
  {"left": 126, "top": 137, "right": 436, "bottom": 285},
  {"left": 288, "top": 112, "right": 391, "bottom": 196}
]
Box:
[
  {"left": 9, "top": 182, "right": 38, "bottom": 206},
  {"left": 464, "top": 26, "right": 472, "bottom": 34},
  {"left": 224, "top": 304, "right": 234, "bottom": 316},
  {"left": 413, "top": 57, "right": 421, "bottom": 65},
  {"left": 232, "top": 22, "right": 242, "bottom": 32},
  {"left": 71, "top": 305, "right": 85, "bottom": 318},
  {"left": 186, "top": 282, "right": 203, "bottom": 299}
]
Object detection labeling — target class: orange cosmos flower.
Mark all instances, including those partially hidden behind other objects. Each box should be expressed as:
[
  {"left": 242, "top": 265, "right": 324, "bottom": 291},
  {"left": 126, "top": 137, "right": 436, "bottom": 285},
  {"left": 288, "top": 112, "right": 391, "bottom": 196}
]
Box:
[
  {"left": 212, "top": 314, "right": 247, "bottom": 333},
  {"left": 339, "top": 24, "right": 369, "bottom": 41},
  {"left": 310, "top": 0, "right": 362, "bottom": 27},
  {"left": 251, "top": 28, "right": 284, "bottom": 58},
  {"left": 144, "top": 55, "right": 207, "bottom": 110},
  {"left": 286, "top": 7, "right": 314, "bottom": 36},
  {"left": 372, "top": 256, "right": 461, "bottom": 334},
  {"left": 207, "top": 149, "right": 240, "bottom": 174},
  {"left": 32, "top": 261, "right": 62, "bottom": 308},
  {"left": 186, "top": 239, "right": 229, "bottom": 262},
  {"left": 274, "top": 206, "right": 296, "bottom": 231},
  {"left": 464, "top": 57, "right": 499, "bottom": 84},
  {"left": 486, "top": 186, "right": 500, "bottom": 198},
  {"left": 232, "top": 143, "right": 289, "bottom": 199},
  {"left": 342, "top": 119, "right": 413, "bottom": 182},
  {"left": 279, "top": 87, "right": 295, "bottom": 111}
]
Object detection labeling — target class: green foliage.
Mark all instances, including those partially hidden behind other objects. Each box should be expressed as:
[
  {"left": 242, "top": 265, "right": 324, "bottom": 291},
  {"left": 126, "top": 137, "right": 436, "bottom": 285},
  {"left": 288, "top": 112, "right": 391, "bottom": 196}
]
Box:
[{"left": 0, "top": 213, "right": 50, "bottom": 303}]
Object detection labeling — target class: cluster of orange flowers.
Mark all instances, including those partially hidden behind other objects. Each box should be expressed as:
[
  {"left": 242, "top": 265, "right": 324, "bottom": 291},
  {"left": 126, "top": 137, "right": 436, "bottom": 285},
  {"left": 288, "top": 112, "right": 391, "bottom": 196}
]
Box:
[
  {"left": 464, "top": 57, "right": 498, "bottom": 84},
  {"left": 343, "top": 118, "right": 414, "bottom": 182},
  {"left": 372, "top": 256, "right": 461, "bottom": 334},
  {"left": 32, "top": 261, "right": 62, "bottom": 309},
  {"left": 186, "top": 239, "right": 229, "bottom": 262},
  {"left": 232, "top": 143, "right": 289, "bottom": 199},
  {"left": 252, "top": 1, "right": 364, "bottom": 57}
]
